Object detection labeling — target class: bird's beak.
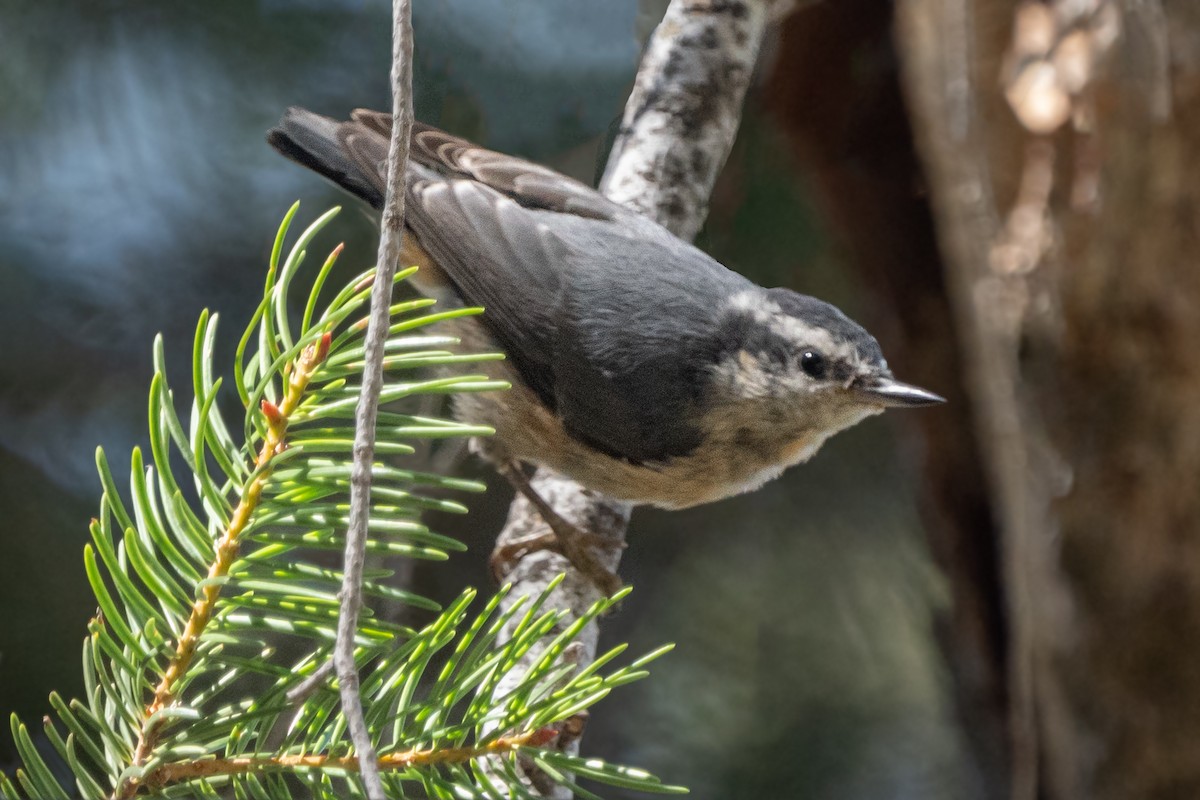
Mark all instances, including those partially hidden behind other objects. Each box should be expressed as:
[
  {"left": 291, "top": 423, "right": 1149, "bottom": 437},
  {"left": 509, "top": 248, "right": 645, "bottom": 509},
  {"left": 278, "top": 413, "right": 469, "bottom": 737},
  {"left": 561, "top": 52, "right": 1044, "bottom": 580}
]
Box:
[{"left": 852, "top": 376, "right": 945, "bottom": 408}]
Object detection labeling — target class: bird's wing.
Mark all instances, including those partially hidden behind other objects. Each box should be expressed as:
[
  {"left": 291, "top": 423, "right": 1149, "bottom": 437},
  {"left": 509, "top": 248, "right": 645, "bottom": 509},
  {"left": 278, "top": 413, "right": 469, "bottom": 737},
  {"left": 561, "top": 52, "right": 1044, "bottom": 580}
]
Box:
[
  {"left": 407, "top": 176, "right": 570, "bottom": 417},
  {"left": 268, "top": 108, "right": 751, "bottom": 463},
  {"left": 350, "top": 109, "right": 621, "bottom": 221},
  {"left": 411, "top": 176, "right": 761, "bottom": 463}
]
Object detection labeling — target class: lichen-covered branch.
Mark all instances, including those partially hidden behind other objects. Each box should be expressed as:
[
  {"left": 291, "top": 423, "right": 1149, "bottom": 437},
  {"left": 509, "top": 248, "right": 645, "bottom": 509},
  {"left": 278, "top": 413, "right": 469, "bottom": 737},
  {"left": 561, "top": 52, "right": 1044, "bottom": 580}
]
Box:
[
  {"left": 601, "top": 0, "right": 776, "bottom": 240},
  {"left": 488, "top": 1, "right": 780, "bottom": 795}
]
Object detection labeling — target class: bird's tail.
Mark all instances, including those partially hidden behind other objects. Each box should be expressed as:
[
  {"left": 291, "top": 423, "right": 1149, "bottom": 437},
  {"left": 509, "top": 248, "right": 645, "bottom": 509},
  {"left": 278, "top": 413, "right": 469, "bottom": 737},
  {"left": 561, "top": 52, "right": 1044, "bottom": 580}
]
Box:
[
  {"left": 267, "top": 106, "right": 390, "bottom": 209},
  {"left": 269, "top": 107, "right": 462, "bottom": 301}
]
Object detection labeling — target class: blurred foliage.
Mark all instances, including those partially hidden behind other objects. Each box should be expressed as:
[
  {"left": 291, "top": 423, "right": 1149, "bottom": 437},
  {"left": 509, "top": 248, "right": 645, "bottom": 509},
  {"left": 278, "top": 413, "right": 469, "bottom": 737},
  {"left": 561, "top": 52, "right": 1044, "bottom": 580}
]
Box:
[{"left": 0, "top": 1, "right": 969, "bottom": 798}]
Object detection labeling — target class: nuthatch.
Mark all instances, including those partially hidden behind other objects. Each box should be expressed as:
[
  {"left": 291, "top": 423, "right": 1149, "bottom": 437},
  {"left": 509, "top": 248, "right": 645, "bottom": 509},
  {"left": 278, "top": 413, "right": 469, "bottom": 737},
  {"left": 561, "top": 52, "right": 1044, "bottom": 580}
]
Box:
[{"left": 268, "top": 108, "right": 943, "bottom": 590}]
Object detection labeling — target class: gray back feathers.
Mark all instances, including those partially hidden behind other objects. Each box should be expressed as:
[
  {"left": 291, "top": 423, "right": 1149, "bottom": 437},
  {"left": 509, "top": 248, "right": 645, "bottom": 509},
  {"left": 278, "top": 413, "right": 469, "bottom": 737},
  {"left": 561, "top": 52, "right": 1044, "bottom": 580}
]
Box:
[{"left": 268, "top": 108, "right": 758, "bottom": 463}]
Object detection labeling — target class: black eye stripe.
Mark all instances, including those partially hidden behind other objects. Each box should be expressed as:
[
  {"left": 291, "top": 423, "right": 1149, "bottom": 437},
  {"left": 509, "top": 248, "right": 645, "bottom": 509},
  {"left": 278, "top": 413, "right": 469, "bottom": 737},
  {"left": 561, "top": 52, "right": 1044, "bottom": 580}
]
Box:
[{"left": 830, "top": 360, "right": 854, "bottom": 383}]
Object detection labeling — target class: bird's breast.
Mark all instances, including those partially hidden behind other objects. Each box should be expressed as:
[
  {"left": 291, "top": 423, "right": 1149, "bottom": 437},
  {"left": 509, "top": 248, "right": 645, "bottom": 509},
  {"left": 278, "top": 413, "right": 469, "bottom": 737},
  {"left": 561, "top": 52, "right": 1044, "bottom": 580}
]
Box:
[{"left": 439, "top": 318, "right": 835, "bottom": 509}]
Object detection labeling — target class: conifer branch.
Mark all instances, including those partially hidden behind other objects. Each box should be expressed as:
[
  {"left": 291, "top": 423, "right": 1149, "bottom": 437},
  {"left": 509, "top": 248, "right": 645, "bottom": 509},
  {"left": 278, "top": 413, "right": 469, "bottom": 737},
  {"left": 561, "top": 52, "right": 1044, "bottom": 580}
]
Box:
[
  {"left": 128, "top": 728, "right": 554, "bottom": 794},
  {"left": 119, "top": 332, "right": 332, "bottom": 800},
  {"left": 0, "top": 204, "right": 679, "bottom": 800}
]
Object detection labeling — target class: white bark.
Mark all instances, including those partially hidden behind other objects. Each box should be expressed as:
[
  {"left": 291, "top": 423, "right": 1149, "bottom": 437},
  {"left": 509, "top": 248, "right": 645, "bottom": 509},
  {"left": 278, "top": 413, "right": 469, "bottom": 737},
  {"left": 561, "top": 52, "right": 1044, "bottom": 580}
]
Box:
[
  {"left": 487, "top": 1, "right": 780, "bottom": 795},
  {"left": 601, "top": 0, "right": 776, "bottom": 240}
]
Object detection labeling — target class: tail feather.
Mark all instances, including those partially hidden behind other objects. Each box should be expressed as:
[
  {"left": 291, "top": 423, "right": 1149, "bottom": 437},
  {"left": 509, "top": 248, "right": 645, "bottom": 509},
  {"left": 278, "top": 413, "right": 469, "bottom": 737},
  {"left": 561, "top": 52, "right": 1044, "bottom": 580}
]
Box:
[
  {"left": 267, "top": 107, "right": 386, "bottom": 208},
  {"left": 269, "top": 108, "right": 618, "bottom": 223}
]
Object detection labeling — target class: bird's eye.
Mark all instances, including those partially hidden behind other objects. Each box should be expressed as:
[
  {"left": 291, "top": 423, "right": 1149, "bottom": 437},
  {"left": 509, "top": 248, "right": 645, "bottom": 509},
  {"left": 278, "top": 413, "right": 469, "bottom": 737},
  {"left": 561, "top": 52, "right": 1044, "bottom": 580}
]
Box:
[{"left": 800, "top": 350, "right": 827, "bottom": 379}]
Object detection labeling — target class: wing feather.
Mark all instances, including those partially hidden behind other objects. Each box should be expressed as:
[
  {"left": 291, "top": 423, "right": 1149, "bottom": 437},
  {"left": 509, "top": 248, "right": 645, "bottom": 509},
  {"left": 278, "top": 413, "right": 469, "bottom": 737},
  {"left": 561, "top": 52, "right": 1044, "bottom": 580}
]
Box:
[{"left": 269, "top": 107, "right": 754, "bottom": 462}]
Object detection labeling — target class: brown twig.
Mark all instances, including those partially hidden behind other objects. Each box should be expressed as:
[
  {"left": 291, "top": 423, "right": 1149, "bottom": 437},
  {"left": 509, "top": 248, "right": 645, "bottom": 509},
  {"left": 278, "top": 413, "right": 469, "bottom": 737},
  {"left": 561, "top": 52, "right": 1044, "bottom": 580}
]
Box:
[{"left": 128, "top": 728, "right": 554, "bottom": 795}]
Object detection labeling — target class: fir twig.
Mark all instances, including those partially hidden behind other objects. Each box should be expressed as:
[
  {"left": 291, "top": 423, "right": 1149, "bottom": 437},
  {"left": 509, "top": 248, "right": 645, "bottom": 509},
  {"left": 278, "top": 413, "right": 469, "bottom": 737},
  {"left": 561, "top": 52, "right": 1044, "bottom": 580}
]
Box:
[
  {"left": 117, "top": 332, "right": 332, "bottom": 800},
  {"left": 135, "top": 728, "right": 554, "bottom": 791}
]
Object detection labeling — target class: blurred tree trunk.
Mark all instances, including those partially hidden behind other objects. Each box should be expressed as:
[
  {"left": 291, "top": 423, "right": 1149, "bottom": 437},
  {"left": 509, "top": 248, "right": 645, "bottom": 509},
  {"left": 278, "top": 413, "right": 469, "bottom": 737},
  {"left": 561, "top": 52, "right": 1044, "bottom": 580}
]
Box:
[
  {"left": 772, "top": 1, "right": 1200, "bottom": 798},
  {"left": 765, "top": 4, "right": 1010, "bottom": 797},
  {"left": 894, "top": 1, "right": 1199, "bottom": 798}
]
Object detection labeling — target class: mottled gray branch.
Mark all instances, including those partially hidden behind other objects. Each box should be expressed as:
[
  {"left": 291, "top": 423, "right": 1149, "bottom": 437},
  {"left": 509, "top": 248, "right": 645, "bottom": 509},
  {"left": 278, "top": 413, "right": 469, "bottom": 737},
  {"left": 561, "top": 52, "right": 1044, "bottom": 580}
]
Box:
[
  {"left": 335, "top": 1, "right": 414, "bottom": 798},
  {"left": 487, "top": 1, "right": 777, "bottom": 795},
  {"left": 600, "top": 0, "right": 776, "bottom": 240}
]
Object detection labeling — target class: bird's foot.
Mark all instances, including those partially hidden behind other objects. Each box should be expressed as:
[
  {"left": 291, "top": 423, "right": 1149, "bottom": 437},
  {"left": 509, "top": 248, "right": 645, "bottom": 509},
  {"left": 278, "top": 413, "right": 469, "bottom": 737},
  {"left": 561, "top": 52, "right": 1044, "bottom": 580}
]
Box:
[
  {"left": 493, "top": 463, "right": 625, "bottom": 596},
  {"left": 490, "top": 525, "right": 625, "bottom": 596}
]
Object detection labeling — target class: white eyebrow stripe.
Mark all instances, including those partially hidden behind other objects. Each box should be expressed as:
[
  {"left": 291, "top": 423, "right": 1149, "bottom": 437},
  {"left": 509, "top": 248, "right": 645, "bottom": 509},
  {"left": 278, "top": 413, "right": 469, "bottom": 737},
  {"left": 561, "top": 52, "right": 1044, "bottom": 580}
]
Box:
[
  {"left": 721, "top": 290, "right": 877, "bottom": 374},
  {"left": 724, "top": 291, "right": 838, "bottom": 353}
]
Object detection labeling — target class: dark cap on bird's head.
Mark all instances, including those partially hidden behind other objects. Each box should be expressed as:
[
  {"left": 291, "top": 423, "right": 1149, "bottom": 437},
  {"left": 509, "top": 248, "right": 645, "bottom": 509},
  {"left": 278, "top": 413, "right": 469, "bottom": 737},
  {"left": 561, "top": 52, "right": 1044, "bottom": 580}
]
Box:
[{"left": 711, "top": 287, "right": 944, "bottom": 411}]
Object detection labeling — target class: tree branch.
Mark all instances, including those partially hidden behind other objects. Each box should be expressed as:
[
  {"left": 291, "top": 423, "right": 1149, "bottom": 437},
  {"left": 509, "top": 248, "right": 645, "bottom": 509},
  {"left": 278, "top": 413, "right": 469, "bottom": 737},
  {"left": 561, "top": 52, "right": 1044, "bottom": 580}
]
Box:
[
  {"left": 336, "top": 1, "right": 414, "bottom": 798},
  {"left": 600, "top": 0, "right": 775, "bottom": 239},
  {"left": 135, "top": 729, "right": 552, "bottom": 792},
  {"left": 487, "top": 1, "right": 778, "bottom": 795}
]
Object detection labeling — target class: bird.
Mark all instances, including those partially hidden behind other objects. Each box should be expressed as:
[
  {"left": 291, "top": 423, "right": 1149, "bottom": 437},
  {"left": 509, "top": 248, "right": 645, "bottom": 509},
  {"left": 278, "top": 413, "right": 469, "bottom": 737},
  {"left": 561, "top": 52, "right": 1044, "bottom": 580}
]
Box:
[{"left": 267, "top": 107, "right": 944, "bottom": 591}]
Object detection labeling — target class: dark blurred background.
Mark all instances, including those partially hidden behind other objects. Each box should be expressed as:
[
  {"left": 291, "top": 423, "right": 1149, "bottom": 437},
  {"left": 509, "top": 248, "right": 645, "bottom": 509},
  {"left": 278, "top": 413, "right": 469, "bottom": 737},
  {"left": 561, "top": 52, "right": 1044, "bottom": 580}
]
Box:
[{"left": 0, "top": 2, "right": 971, "bottom": 798}]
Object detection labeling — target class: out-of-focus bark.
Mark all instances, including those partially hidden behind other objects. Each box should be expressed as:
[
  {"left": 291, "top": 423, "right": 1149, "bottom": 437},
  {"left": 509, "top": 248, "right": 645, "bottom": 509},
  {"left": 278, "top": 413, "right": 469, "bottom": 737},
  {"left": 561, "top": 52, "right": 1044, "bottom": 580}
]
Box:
[
  {"left": 763, "top": 4, "right": 1009, "bottom": 796},
  {"left": 893, "top": 0, "right": 1200, "bottom": 798}
]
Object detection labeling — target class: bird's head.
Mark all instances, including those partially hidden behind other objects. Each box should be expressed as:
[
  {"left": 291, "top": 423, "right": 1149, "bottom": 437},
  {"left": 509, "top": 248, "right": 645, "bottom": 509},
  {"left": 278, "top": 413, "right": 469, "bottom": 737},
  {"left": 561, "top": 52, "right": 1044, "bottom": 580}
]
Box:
[{"left": 707, "top": 287, "right": 943, "bottom": 449}]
